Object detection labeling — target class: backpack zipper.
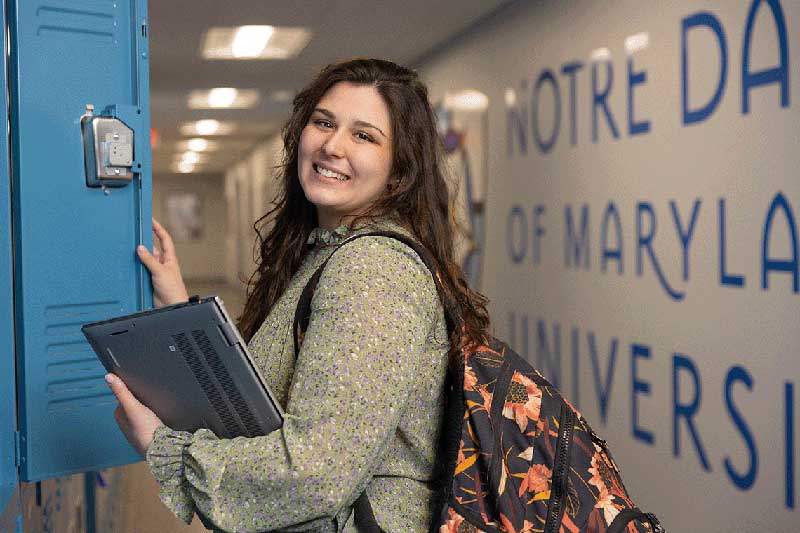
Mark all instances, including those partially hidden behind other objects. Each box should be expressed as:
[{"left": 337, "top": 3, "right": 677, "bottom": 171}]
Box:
[{"left": 543, "top": 404, "right": 575, "bottom": 533}]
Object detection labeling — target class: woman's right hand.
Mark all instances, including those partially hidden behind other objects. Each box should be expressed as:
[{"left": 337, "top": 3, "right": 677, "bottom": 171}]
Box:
[{"left": 136, "top": 219, "right": 189, "bottom": 308}]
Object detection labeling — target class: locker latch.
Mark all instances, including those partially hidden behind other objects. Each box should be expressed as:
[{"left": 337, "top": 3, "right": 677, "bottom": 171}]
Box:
[{"left": 81, "top": 104, "right": 141, "bottom": 188}]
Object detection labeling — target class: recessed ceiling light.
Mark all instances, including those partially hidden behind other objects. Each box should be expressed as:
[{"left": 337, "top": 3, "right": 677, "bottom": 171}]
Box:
[
  {"left": 181, "top": 151, "right": 201, "bottom": 165},
  {"left": 444, "top": 90, "right": 489, "bottom": 111},
  {"left": 201, "top": 26, "right": 312, "bottom": 60},
  {"left": 172, "top": 161, "right": 196, "bottom": 174},
  {"left": 179, "top": 120, "right": 235, "bottom": 136},
  {"left": 188, "top": 88, "right": 260, "bottom": 109}
]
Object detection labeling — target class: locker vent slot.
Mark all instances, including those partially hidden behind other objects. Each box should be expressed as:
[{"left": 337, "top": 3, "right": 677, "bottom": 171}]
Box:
[
  {"left": 172, "top": 333, "right": 240, "bottom": 437},
  {"left": 36, "top": 4, "right": 116, "bottom": 42},
  {"left": 43, "top": 301, "right": 121, "bottom": 411},
  {"left": 192, "top": 330, "right": 261, "bottom": 437}
]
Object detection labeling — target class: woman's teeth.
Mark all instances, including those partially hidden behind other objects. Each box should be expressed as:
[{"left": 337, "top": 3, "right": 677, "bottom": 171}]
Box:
[{"left": 314, "top": 164, "right": 349, "bottom": 181}]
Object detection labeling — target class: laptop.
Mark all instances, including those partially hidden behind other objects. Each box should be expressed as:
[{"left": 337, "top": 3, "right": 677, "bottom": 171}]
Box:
[{"left": 82, "top": 295, "right": 283, "bottom": 439}]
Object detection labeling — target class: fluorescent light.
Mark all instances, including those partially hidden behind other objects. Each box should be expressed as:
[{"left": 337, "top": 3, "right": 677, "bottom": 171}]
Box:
[
  {"left": 172, "top": 161, "right": 195, "bottom": 174},
  {"left": 201, "top": 26, "right": 312, "bottom": 60},
  {"left": 177, "top": 139, "right": 220, "bottom": 152},
  {"left": 444, "top": 90, "right": 489, "bottom": 111},
  {"left": 232, "top": 25, "right": 273, "bottom": 58},
  {"left": 187, "top": 138, "right": 209, "bottom": 151},
  {"left": 625, "top": 32, "right": 650, "bottom": 54},
  {"left": 590, "top": 47, "right": 612, "bottom": 61},
  {"left": 504, "top": 89, "right": 517, "bottom": 108},
  {"left": 196, "top": 120, "right": 219, "bottom": 135},
  {"left": 208, "top": 88, "right": 238, "bottom": 107},
  {"left": 188, "top": 88, "right": 260, "bottom": 109},
  {"left": 179, "top": 120, "right": 235, "bottom": 136},
  {"left": 181, "top": 152, "right": 201, "bottom": 165}
]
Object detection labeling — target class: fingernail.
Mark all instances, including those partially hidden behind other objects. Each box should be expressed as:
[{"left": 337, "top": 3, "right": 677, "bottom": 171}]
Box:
[
  {"left": 105, "top": 373, "right": 115, "bottom": 385},
  {"left": 136, "top": 245, "right": 145, "bottom": 252}
]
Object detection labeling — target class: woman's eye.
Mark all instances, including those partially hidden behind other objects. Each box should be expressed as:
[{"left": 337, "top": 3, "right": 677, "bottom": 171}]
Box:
[
  {"left": 355, "top": 132, "right": 374, "bottom": 143},
  {"left": 315, "top": 119, "right": 333, "bottom": 128}
]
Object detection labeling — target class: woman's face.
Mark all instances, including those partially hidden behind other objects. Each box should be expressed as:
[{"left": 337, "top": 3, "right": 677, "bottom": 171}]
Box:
[{"left": 298, "top": 82, "right": 393, "bottom": 229}]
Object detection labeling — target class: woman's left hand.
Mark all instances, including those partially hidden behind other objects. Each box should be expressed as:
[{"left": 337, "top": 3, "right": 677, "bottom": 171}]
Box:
[{"left": 105, "top": 373, "right": 164, "bottom": 457}]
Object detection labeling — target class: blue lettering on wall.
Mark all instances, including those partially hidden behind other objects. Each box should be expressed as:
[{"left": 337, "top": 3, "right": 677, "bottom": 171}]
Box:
[
  {"left": 741, "top": 0, "right": 790, "bottom": 114},
  {"left": 592, "top": 59, "right": 620, "bottom": 142},
  {"left": 724, "top": 365, "right": 758, "bottom": 490},
  {"left": 601, "top": 201, "right": 624, "bottom": 274},
  {"left": 537, "top": 319, "right": 562, "bottom": 388},
  {"left": 507, "top": 205, "right": 528, "bottom": 264},
  {"left": 719, "top": 198, "right": 746, "bottom": 287},
  {"left": 627, "top": 55, "right": 650, "bottom": 136},
  {"left": 636, "top": 202, "right": 685, "bottom": 300},
  {"left": 533, "top": 69, "right": 561, "bottom": 153},
  {"left": 533, "top": 205, "right": 546, "bottom": 265},
  {"left": 561, "top": 61, "right": 584, "bottom": 146},
  {"left": 672, "top": 353, "right": 711, "bottom": 471},
  {"left": 762, "top": 192, "right": 799, "bottom": 293},
  {"left": 669, "top": 199, "right": 701, "bottom": 281},
  {"left": 787, "top": 381, "right": 795, "bottom": 509},
  {"left": 571, "top": 327, "right": 580, "bottom": 406},
  {"left": 507, "top": 80, "right": 528, "bottom": 156},
  {"left": 631, "top": 343, "right": 655, "bottom": 445},
  {"left": 681, "top": 11, "right": 728, "bottom": 125},
  {"left": 589, "top": 331, "right": 618, "bottom": 425},
  {"left": 565, "top": 204, "right": 590, "bottom": 269}
]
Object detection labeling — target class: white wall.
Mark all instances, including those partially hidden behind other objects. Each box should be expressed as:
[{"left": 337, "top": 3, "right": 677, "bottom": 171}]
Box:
[
  {"left": 419, "top": 1, "right": 799, "bottom": 531},
  {"left": 222, "top": 135, "right": 284, "bottom": 286},
  {"left": 153, "top": 172, "right": 227, "bottom": 280}
]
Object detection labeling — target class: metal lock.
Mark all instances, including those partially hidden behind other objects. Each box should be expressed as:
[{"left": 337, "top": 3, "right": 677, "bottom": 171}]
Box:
[{"left": 81, "top": 104, "right": 136, "bottom": 187}]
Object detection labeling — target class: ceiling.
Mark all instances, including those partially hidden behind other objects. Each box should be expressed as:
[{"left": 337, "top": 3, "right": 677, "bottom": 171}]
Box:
[{"left": 148, "top": 0, "right": 513, "bottom": 175}]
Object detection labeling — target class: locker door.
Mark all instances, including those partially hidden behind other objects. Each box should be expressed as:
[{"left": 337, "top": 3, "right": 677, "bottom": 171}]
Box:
[
  {"left": 7, "top": 0, "right": 153, "bottom": 481},
  {"left": 1, "top": 0, "right": 20, "bottom": 512}
]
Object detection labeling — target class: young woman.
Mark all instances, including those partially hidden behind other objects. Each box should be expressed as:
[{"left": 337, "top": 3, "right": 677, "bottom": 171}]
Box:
[{"left": 107, "top": 58, "right": 488, "bottom": 532}]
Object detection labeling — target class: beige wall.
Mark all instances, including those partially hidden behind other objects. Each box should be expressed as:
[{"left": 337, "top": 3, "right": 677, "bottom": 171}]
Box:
[
  {"left": 153, "top": 172, "right": 227, "bottom": 281},
  {"left": 223, "top": 135, "right": 284, "bottom": 286}
]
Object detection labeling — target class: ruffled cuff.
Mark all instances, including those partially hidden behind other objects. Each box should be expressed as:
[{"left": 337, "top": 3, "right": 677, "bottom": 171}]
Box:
[{"left": 146, "top": 424, "right": 196, "bottom": 524}]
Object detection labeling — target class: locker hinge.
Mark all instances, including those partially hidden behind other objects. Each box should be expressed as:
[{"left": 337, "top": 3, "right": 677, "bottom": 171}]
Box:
[
  {"left": 13, "top": 431, "right": 20, "bottom": 467},
  {"left": 141, "top": 18, "right": 148, "bottom": 38}
]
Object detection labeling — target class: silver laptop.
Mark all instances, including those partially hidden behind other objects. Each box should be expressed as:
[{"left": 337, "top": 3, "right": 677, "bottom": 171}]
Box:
[{"left": 82, "top": 296, "right": 283, "bottom": 439}]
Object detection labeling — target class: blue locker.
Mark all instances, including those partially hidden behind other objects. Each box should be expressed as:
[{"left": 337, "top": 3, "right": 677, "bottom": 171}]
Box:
[
  {"left": 1, "top": 0, "right": 20, "bottom": 517},
  {"left": 7, "top": 0, "right": 153, "bottom": 481}
]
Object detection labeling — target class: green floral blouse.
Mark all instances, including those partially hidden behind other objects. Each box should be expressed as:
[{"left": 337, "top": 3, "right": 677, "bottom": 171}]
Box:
[{"left": 146, "top": 219, "right": 449, "bottom": 532}]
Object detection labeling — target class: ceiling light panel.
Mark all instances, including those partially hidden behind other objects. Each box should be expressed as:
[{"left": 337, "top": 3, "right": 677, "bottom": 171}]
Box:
[
  {"left": 201, "top": 26, "right": 312, "bottom": 60},
  {"left": 179, "top": 120, "right": 236, "bottom": 136},
  {"left": 188, "top": 88, "right": 261, "bottom": 109}
]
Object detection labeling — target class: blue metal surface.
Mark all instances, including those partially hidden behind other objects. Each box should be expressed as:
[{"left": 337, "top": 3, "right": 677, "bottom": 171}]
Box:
[
  {"left": 1, "top": 0, "right": 20, "bottom": 513},
  {"left": 8, "top": 0, "right": 153, "bottom": 481}
]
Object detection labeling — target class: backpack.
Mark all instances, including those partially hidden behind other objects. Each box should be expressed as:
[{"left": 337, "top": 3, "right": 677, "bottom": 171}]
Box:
[{"left": 293, "top": 231, "right": 665, "bottom": 533}]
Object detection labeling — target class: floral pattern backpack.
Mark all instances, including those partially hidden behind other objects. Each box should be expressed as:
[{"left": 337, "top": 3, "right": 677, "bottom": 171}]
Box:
[{"left": 293, "top": 231, "right": 665, "bottom": 533}]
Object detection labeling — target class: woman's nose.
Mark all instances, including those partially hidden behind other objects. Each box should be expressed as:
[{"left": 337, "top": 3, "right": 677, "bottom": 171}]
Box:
[{"left": 320, "top": 130, "right": 345, "bottom": 157}]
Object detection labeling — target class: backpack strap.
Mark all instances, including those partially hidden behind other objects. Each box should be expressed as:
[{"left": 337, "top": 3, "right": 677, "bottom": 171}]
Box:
[{"left": 290, "top": 230, "right": 457, "bottom": 533}]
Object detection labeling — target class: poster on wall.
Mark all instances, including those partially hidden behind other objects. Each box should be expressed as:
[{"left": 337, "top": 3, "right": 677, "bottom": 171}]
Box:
[
  {"left": 164, "top": 192, "right": 203, "bottom": 241},
  {"left": 422, "top": 0, "right": 800, "bottom": 531}
]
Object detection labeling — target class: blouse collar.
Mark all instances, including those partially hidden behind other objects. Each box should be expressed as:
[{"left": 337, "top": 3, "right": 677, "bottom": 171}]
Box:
[{"left": 306, "top": 224, "right": 352, "bottom": 246}]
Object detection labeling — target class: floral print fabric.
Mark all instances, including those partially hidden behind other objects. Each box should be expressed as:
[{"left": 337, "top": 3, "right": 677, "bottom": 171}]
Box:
[{"left": 146, "top": 219, "right": 449, "bottom": 532}]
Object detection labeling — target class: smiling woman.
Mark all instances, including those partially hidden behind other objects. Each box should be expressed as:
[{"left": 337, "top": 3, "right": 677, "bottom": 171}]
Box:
[{"left": 113, "top": 58, "right": 490, "bottom": 533}]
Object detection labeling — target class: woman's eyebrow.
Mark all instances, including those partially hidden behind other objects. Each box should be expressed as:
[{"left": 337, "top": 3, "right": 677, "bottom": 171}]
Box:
[{"left": 314, "top": 107, "right": 388, "bottom": 139}]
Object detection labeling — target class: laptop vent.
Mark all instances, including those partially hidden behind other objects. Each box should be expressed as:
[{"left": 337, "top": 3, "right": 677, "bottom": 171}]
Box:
[
  {"left": 172, "top": 333, "right": 240, "bottom": 437},
  {"left": 191, "top": 330, "right": 262, "bottom": 437}
]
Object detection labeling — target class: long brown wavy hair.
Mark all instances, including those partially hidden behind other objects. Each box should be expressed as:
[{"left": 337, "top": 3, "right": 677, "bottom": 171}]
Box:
[{"left": 238, "top": 58, "right": 489, "bottom": 363}]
